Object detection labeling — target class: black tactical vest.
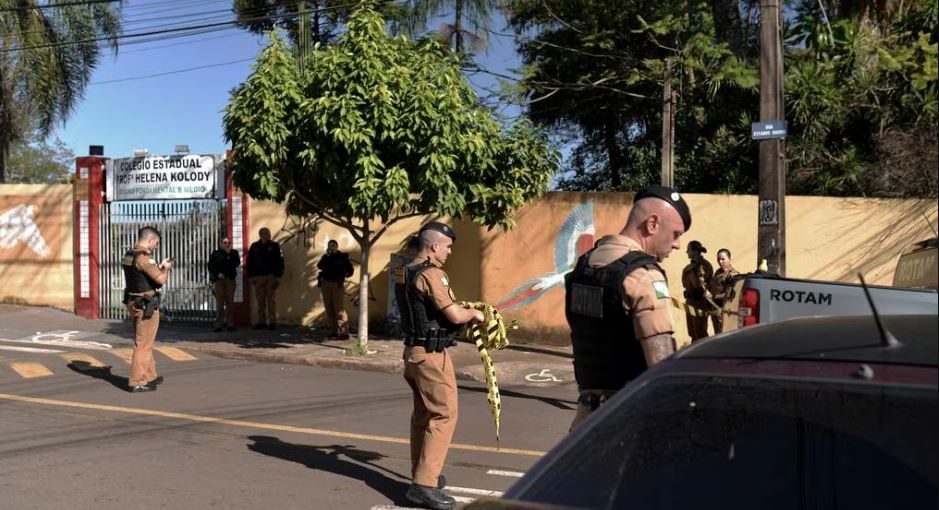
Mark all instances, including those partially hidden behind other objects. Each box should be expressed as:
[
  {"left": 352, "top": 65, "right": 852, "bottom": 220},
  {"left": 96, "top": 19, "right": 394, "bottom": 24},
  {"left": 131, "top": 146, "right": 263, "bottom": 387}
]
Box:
[
  {"left": 565, "top": 250, "right": 665, "bottom": 391},
  {"left": 122, "top": 250, "right": 161, "bottom": 293},
  {"left": 395, "top": 260, "right": 460, "bottom": 340}
]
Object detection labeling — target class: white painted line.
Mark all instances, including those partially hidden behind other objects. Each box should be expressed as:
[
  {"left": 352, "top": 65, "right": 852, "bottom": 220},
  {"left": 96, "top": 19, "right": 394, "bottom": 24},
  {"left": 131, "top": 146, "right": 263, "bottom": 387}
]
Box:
[
  {"left": 452, "top": 496, "right": 476, "bottom": 503},
  {"left": 444, "top": 486, "right": 504, "bottom": 497},
  {"left": 0, "top": 345, "right": 65, "bottom": 354},
  {"left": 0, "top": 337, "right": 112, "bottom": 351},
  {"left": 487, "top": 469, "right": 525, "bottom": 478},
  {"left": 370, "top": 506, "right": 421, "bottom": 510}
]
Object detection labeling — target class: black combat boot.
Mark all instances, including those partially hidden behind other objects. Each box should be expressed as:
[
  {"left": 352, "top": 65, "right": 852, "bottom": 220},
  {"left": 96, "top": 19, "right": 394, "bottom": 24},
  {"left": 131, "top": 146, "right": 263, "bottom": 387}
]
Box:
[{"left": 405, "top": 484, "right": 455, "bottom": 510}]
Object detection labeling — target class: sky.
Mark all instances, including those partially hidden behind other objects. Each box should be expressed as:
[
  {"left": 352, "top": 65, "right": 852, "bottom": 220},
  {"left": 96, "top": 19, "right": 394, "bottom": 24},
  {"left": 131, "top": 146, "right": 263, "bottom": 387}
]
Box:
[{"left": 54, "top": 0, "right": 524, "bottom": 160}]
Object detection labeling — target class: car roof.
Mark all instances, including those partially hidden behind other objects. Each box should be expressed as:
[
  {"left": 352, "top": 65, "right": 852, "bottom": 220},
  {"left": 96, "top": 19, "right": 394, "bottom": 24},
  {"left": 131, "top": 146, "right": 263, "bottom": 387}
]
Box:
[{"left": 675, "top": 314, "right": 938, "bottom": 367}]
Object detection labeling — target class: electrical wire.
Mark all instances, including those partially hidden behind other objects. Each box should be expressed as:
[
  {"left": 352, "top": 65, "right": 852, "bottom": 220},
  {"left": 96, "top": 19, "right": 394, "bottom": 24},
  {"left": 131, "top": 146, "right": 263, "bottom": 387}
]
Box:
[
  {"left": 89, "top": 56, "right": 256, "bottom": 84},
  {"left": 1, "top": 2, "right": 357, "bottom": 54}
]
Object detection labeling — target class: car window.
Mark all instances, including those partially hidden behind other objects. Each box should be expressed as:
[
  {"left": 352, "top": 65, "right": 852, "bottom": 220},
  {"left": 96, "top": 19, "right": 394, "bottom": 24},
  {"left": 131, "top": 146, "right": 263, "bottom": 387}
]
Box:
[{"left": 514, "top": 375, "right": 937, "bottom": 510}]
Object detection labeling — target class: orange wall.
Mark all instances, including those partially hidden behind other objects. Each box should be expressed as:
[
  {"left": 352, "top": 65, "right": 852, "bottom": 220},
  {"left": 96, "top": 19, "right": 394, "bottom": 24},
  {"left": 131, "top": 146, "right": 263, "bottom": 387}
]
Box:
[
  {"left": 0, "top": 184, "right": 74, "bottom": 308},
  {"left": 2, "top": 185, "right": 934, "bottom": 345}
]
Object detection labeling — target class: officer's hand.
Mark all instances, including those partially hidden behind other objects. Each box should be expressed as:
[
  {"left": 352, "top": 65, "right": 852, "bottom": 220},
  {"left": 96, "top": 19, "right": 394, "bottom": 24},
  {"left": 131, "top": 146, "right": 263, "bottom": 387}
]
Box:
[
  {"left": 471, "top": 310, "right": 485, "bottom": 323},
  {"left": 704, "top": 290, "right": 713, "bottom": 300},
  {"left": 161, "top": 258, "right": 174, "bottom": 270},
  {"left": 218, "top": 273, "right": 225, "bottom": 279}
]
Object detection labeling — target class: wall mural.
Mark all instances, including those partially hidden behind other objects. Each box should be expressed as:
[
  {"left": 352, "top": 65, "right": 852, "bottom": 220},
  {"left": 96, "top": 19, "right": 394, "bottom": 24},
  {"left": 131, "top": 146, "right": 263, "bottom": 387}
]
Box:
[
  {"left": 0, "top": 204, "right": 52, "bottom": 259},
  {"left": 496, "top": 200, "right": 595, "bottom": 312}
]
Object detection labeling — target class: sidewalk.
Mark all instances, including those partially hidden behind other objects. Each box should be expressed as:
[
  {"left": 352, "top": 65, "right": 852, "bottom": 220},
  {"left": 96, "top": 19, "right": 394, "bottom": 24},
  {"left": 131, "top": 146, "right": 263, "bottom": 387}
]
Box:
[{"left": 0, "top": 305, "right": 574, "bottom": 388}]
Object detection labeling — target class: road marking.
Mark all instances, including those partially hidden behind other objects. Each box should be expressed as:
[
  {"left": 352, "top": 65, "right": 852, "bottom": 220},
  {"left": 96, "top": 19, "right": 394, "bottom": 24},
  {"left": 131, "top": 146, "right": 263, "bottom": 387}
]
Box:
[
  {"left": 0, "top": 393, "right": 547, "bottom": 457},
  {"left": 109, "top": 348, "right": 135, "bottom": 364},
  {"left": 452, "top": 496, "right": 475, "bottom": 503},
  {"left": 0, "top": 345, "right": 65, "bottom": 354},
  {"left": 9, "top": 362, "right": 54, "bottom": 378},
  {"left": 444, "top": 486, "right": 503, "bottom": 497},
  {"left": 60, "top": 353, "right": 109, "bottom": 368},
  {"left": 0, "top": 337, "right": 112, "bottom": 351},
  {"left": 525, "top": 368, "right": 561, "bottom": 383},
  {"left": 154, "top": 346, "right": 197, "bottom": 361},
  {"left": 486, "top": 469, "right": 524, "bottom": 478}
]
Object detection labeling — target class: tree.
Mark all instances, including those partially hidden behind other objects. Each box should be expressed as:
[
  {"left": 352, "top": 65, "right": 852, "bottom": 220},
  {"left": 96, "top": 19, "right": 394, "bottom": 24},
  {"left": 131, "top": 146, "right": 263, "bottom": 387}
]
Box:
[
  {"left": 0, "top": 0, "right": 122, "bottom": 182},
  {"left": 403, "top": 0, "right": 498, "bottom": 56},
  {"left": 4, "top": 130, "right": 74, "bottom": 184},
  {"left": 223, "top": 4, "right": 559, "bottom": 351}
]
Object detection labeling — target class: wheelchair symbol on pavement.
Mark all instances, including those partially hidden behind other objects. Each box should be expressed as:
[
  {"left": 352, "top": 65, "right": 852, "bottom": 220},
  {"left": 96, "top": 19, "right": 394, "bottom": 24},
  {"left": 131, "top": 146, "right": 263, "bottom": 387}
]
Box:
[{"left": 525, "top": 368, "right": 561, "bottom": 383}]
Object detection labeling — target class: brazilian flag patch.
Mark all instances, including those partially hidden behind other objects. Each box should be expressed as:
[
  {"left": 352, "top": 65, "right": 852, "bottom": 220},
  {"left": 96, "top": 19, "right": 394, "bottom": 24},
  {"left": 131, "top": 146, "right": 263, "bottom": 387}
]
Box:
[{"left": 652, "top": 281, "right": 670, "bottom": 299}]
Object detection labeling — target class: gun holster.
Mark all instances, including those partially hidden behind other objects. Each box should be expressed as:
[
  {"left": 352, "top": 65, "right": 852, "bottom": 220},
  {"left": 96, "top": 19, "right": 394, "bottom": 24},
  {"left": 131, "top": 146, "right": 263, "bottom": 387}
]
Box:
[{"left": 126, "top": 294, "right": 161, "bottom": 319}]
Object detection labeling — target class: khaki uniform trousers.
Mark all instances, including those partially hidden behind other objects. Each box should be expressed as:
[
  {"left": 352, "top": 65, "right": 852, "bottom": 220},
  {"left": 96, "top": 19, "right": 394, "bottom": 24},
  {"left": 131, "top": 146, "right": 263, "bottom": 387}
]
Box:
[
  {"left": 214, "top": 278, "right": 236, "bottom": 328},
  {"left": 127, "top": 305, "right": 159, "bottom": 387},
  {"left": 251, "top": 275, "right": 278, "bottom": 325},
  {"left": 685, "top": 300, "right": 710, "bottom": 341},
  {"left": 403, "top": 346, "right": 458, "bottom": 487},
  {"left": 320, "top": 280, "right": 348, "bottom": 335}
]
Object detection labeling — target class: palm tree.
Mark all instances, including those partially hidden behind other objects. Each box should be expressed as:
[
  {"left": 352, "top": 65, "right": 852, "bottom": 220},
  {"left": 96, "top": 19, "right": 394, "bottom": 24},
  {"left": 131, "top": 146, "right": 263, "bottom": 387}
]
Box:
[
  {"left": 403, "top": 0, "right": 498, "bottom": 55},
  {"left": 0, "top": 0, "right": 122, "bottom": 182}
]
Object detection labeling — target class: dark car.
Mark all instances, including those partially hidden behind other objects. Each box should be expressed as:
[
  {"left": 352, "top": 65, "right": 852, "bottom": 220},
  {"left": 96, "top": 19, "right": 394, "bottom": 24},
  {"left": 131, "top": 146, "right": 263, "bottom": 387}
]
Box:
[{"left": 467, "top": 314, "right": 938, "bottom": 510}]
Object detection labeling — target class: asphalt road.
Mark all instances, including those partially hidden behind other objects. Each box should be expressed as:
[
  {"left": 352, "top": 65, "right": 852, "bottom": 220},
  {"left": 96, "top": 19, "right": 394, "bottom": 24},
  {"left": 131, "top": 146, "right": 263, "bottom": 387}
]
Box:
[{"left": 0, "top": 345, "right": 577, "bottom": 510}]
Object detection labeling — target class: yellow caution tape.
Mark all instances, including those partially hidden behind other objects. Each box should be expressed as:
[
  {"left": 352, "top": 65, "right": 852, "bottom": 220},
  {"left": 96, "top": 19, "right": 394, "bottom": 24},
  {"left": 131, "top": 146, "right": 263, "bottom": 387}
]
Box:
[{"left": 459, "top": 302, "right": 511, "bottom": 446}]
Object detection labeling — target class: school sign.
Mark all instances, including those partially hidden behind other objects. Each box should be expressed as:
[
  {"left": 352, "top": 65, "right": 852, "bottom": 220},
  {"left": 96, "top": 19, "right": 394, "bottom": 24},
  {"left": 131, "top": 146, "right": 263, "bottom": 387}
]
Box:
[{"left": 106, "top": 154, "right": 225, "bottom": 201}]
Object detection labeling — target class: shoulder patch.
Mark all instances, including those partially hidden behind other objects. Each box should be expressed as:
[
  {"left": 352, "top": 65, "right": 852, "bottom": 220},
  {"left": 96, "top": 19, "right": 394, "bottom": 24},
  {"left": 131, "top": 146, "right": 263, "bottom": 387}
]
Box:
[
  {"left": 441, "top": 276, "right": 449, "bottom": 287},
  {"left": 652, "top": 280, "right": 670, "bottom": 299},
  {"left": 148, "top": 258, "right": 157, "bottom": 266}
]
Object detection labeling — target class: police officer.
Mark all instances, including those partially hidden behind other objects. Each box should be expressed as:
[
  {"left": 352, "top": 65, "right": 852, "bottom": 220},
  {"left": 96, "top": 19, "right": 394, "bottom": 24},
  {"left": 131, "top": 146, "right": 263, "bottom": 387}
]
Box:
[
  {"left": 122, "top": 226, "right": 173, "bottom": 393},
  {"left": 396, "top": 222, "right": 484, "bottom": 510},
  {"left": 681, "top": 240, "right": 714, "bottom": 341},
  {"left": 246, "top": 227, "right": 284, "bottom": 330},
  {"left": 208, "top": 237, "right": 241, "bottom": 332},
  {"left": 565, "top": 186, "right": 691, "bottom": 431},
  {"left": 316, "top": 240, "right": 354, "bottom": 339}
]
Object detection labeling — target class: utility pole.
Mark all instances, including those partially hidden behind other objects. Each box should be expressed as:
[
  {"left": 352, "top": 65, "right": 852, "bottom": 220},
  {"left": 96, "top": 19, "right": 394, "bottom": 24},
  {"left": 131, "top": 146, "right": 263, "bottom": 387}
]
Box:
[
  {"left": 661, "top": 58, "right": 676, "bottom": 187},
  {"left": 297, "top": 0, "right": 310, "bottom": 72},
  {"left": 757, "top": 0, "right": 786, "bottom": 275}
]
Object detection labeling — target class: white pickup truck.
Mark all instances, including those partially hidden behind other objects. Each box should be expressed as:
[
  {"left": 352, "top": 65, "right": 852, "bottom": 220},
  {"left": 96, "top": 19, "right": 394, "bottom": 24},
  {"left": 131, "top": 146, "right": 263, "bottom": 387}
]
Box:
[{"left": 722, "top": 263, "right": 938, "bottom": 332}]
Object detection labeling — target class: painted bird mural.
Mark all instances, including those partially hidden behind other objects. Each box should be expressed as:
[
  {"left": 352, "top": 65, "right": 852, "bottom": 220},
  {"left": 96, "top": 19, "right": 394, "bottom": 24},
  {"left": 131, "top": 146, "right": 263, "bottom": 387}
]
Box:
[
  {"left": 495, "top": 201, "right": 595, "bottom": 312},
  {"left": 0, "top": 204, "right": 52, "bottom": 259}
]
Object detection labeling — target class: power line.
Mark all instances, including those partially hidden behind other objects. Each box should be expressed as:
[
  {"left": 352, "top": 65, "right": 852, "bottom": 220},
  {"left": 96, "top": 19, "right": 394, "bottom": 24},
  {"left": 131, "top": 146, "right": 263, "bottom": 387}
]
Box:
[
  {"left": 0, "top": 0, "right": 120, "bottom": 12},
  {"left": 90, "top": 57, "right": 256, "bottom": 85},
  {"left": 1, "top": 3, "right": 356, "bottom": 54}
]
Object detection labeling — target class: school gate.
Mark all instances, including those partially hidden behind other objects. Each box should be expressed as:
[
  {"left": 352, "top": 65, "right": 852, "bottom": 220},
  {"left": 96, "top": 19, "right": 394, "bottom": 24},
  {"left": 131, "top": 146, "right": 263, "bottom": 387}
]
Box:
[{"left": 72, "top": 155, "right": 250, "bottom": 324}]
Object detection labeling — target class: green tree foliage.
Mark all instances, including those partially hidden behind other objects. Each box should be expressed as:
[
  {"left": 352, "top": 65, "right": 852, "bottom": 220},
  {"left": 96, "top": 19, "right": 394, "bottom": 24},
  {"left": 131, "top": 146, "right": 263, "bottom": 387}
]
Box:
[
  {"left": 223, "top": 4, "right": 559, "bottom": 349},
  {"left": 505, "top": 0, "right": 937, "bottom": 197},
  {"left": 0, "top": 0, "right": 122, "bottom": 182},
  {"left": 4, "top": 130, "right": 74, "bottom": 184}
]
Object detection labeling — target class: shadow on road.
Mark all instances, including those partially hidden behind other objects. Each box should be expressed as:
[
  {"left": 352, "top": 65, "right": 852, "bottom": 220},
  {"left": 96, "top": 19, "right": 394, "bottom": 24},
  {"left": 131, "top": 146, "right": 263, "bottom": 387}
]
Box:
[
  {"left": 67, "top": 361, "right": 131, "bottom": 392},
  {"left": 246, "top": 435, "right": 412, "bottom": 505},
  {"left": 459, "top": 385, "right": 577, "bottom": 411}
]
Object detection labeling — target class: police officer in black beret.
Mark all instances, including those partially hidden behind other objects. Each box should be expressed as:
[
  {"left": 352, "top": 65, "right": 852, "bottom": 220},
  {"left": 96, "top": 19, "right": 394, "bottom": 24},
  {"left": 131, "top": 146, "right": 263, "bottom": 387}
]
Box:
[
  {"left": 565, "top": 185, "right": 691, "bottom": 431},
  {"left": 397, "top": 222, "right": 484, "bottom": 510}
]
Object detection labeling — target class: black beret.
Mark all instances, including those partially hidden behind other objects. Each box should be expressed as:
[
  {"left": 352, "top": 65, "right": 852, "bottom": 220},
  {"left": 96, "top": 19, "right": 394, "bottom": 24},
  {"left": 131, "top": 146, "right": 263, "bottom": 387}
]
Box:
[
  {"left": 420, "top": 221, "right": 456, "bottom": 241},
  {"left": 634, "top": 185, "right": 692, "bottom": 231}
]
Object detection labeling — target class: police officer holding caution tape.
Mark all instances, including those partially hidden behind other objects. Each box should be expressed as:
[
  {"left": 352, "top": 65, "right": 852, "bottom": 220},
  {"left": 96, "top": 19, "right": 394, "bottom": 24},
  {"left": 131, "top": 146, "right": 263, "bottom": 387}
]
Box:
[
  {"left": 122, "top": 226, "right": 172, "bottom": 393},
  {"left": 396, "top": 222, "right": 484, "bottom": 510},
  {"left": 565, "top": 185, "right": 691, "bottom": 431}
]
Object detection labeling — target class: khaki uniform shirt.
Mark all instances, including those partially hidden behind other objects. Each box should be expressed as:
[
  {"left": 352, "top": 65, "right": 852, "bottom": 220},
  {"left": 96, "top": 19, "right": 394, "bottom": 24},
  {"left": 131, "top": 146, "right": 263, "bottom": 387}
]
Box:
[
  {"left": 125, "top": 244, "right": 164, "bottom": 297},
  {"left": 411, "top": 261, "right": 456, "bottom": 311},
  {"left": 587, "top": 235, "right": 674, "bottom": 341}
]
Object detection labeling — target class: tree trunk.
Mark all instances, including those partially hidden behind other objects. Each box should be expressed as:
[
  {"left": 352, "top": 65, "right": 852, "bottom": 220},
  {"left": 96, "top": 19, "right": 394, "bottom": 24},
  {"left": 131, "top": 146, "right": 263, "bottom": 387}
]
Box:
[
  {"left": 604, "top": 118, "right": 623, "bottom": 189},
  {"left": 356, "top": 224, "right": 371, "bottom": 351},
  {"left": 709, "top": 0, "right": 746, "bottom": 58},
  {"left": 454, "top": 0, "right": 464, "bottom": 54}
]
